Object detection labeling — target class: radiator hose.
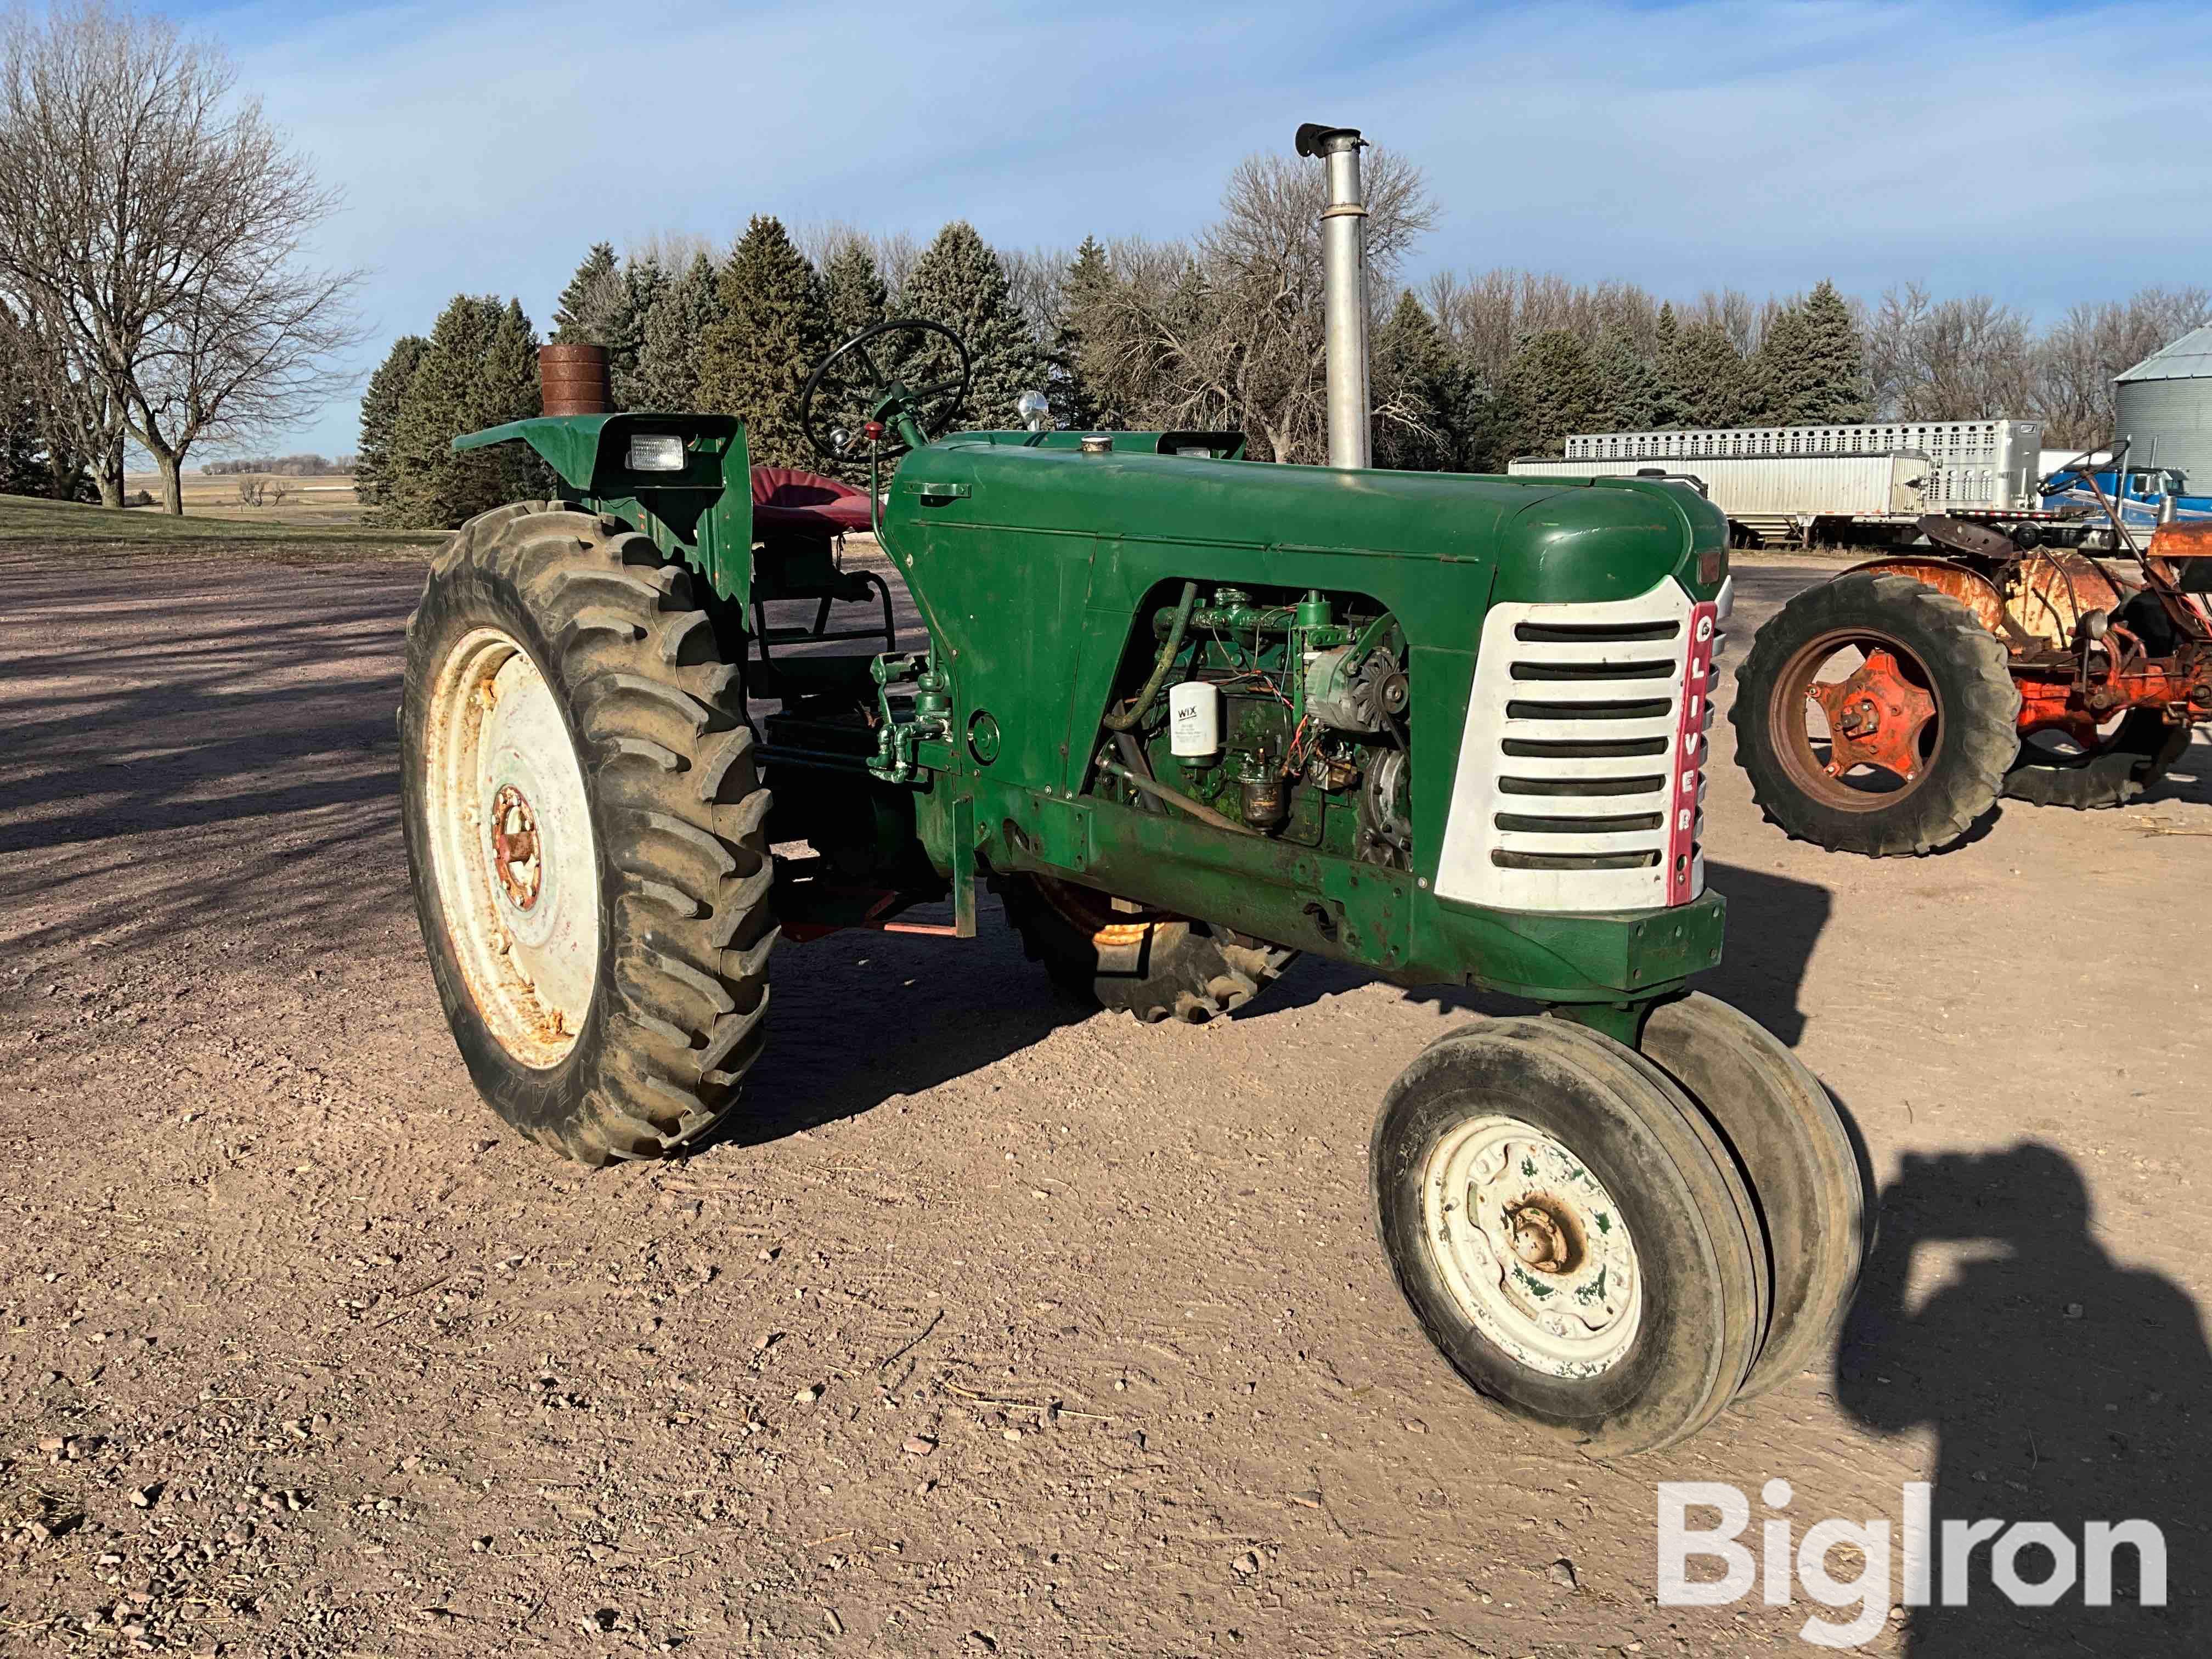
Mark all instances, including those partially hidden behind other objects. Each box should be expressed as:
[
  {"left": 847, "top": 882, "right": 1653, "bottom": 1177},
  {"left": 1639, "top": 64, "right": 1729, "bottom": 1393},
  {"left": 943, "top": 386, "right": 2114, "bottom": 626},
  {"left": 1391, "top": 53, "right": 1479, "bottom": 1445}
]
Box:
[{"left": 1102, "top": 580, "right": 1198, "bottom": 732}]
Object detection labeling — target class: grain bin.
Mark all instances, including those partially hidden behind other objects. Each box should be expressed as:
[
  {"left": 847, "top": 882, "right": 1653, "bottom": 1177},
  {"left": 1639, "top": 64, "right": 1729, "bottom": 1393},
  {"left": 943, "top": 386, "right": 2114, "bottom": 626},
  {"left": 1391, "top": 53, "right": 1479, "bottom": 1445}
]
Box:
[{"left": 2114, "top": 325, "right": 2212, "bottom": 489}]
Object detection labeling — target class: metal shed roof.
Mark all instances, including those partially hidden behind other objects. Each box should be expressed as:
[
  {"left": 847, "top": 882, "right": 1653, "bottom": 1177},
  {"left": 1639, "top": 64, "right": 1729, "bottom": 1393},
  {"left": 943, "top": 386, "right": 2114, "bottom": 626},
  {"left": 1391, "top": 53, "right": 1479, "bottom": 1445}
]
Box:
[{"left": 2117, "top": 325, "right": 2212, "bottom": 383}]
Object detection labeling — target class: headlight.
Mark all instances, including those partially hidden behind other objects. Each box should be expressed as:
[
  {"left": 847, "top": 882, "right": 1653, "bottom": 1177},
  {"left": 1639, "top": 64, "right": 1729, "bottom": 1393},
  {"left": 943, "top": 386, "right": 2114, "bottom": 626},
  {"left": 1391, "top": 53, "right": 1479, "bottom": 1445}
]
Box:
[{"left": 626, "top": 434, "right": 686, "bottom": 472}]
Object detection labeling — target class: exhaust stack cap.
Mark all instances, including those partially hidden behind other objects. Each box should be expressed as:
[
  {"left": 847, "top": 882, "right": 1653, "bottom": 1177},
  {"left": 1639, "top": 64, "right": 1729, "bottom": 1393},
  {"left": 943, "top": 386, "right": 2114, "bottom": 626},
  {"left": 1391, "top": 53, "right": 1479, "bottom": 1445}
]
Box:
[
  {"left": 1294, "top": 122, "right": 1362, "bottom": 158},
  {"left": 1296, "top": 121, "right": 1372, "bottom": 470}
]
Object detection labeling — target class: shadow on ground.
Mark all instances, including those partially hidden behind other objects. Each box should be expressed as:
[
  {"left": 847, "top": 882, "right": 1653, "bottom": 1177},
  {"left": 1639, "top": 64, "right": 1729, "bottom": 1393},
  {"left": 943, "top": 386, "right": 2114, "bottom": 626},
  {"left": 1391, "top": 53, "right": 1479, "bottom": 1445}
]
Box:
[{"left": 1837, "top": 1142, "right": 2211, "bottom": 1656}]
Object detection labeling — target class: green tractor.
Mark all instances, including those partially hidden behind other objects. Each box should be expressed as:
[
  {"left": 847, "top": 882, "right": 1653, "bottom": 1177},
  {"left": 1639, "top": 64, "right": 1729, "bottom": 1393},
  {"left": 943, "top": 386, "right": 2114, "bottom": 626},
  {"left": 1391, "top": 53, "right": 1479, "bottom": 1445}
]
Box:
[{"left": 397, "top": 124, "right": 1862, "bottom": 1456}]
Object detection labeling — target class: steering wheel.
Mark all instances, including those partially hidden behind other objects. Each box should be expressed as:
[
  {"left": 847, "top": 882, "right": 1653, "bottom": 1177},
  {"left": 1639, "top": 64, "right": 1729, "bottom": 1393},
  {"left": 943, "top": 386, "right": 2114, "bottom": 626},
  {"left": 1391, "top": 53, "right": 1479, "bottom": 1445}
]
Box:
[
  {"left": 2039, "top": 437, "right": 2127, "bottom": 499},
  {"left": 799, "top": 319, "right": 972, "bottom": 462}
]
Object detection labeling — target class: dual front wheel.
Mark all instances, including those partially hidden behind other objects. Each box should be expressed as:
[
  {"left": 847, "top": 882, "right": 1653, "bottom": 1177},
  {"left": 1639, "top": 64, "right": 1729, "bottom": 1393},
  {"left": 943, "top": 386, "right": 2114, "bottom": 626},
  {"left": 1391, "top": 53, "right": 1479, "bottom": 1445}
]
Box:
[{"left": 1373, "top": 997, "right": 1864, "bottom": 1456}]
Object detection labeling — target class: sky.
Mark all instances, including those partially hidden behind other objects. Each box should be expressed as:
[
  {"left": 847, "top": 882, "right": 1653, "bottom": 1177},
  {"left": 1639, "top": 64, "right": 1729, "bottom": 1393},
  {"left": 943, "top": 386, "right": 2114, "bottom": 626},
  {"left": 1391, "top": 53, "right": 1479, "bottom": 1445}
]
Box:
[{"left": 148, "top": 0, "right": 2212, "bottom": 458}]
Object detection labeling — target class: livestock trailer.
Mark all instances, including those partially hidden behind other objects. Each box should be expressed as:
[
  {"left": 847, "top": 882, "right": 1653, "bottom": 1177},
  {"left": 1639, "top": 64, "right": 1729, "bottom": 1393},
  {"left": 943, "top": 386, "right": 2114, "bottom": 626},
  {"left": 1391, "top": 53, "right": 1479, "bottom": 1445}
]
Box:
[{"left": 1506, "top": 452, "right": 1929, "bottom": 546}]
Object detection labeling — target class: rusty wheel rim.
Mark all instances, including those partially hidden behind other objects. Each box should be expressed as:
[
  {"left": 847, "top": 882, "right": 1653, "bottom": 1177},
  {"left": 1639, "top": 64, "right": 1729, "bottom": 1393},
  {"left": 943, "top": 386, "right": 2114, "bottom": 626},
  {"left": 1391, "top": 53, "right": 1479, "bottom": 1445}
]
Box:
[
  {"left": 1769, "top": 628, "right": 1944, "bottom": 811},
  {"left": 1031, "top": 876, "right": 1176, "bottom": 950},
  {"left": 422, "top": 627, "right": 600, "bottom": 1068}
]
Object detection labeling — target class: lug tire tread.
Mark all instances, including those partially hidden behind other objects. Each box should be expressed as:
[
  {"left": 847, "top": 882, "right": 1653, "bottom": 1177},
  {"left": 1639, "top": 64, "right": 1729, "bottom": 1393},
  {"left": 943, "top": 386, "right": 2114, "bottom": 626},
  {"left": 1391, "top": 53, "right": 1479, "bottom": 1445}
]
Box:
[
  {"left": 402, "top": 503, "right": 774, "bottom": 1166},
  {"left": 995, "top": 873, "right": 1295, "bottom": 1023},
  {"left": 2001, "top": 709, "right": 2188, "bottom": 809},
  {"left": 1731, "top": 572, "right": 2019, "bottom": 856}
]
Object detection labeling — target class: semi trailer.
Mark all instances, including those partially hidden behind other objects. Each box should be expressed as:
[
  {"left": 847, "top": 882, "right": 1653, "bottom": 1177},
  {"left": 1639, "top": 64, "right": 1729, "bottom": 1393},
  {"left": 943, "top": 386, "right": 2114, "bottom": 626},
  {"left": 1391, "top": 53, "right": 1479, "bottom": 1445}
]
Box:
[
  {"left": 1506, "top": 452, "right": 1930, "bottom": 541},
  {"left": 1514, "top": 419, "right": 2091, "bottom": 549}
]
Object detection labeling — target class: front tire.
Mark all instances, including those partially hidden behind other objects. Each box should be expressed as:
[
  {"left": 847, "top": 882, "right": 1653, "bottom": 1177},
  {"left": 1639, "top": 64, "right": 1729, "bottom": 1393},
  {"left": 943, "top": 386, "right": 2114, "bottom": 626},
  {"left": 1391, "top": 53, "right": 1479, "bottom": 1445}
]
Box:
[
  {"left": 400, "top": 503, "right": 776, "bottom": 1164},
  {"left": 1639, "top": 994, "right": 1864, "bottom": 1401},
  {"left": 1731, "top": 572, "right": 2020, "bottom": 855},
  {"left": 1371, "top": 1018, "right": 1768, "bottom": 1457}
]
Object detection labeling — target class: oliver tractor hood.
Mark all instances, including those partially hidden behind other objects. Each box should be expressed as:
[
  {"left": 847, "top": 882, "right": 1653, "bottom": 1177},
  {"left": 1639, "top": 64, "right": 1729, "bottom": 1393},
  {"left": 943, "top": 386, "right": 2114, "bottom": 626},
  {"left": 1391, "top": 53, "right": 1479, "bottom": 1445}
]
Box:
[{"left": 885, "top": 435, "right": 1728, "bottom": 610}]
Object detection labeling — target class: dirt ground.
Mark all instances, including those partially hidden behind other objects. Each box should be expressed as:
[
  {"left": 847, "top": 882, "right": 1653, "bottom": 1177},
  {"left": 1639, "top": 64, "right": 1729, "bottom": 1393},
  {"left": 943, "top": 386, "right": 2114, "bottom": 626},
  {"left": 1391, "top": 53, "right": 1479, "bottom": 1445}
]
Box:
[{"left": 3, "top": 541, "right": 2209, "bottom": 1658}]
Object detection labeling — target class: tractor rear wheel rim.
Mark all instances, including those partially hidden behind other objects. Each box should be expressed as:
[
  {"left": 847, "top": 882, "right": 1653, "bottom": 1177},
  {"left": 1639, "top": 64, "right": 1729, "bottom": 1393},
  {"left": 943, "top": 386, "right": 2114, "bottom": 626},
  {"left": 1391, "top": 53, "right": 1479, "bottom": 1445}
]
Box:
[
  {"left": 1420, "top": 1114, "right": 1642, "bottom": 1379},
  {"left": 1032, "top": 874, "right": 1175, "bottom": 950},
  {"left": 1771, "top": 628, "right": 1943, "bottom": 811},
  {"left": 424, "top": 627, "right": 600, "bottom": 1068}
]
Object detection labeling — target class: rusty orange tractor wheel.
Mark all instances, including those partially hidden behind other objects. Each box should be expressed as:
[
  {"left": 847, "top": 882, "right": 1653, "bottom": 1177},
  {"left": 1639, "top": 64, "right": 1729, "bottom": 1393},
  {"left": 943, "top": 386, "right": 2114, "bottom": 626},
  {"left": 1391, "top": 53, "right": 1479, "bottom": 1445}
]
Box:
[
  {"left": 1731, "top": 573, "right": 2020, "bottom": 856},
  {"left": 997, "top": 872, "right": 1295, "bottom": 1024}
]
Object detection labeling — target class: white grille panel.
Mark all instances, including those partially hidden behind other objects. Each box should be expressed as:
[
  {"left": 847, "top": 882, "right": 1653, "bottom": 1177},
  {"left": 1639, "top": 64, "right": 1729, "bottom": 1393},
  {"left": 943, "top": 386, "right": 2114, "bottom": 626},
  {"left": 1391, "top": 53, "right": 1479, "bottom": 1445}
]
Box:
[{"left": 1436, "top": 577, "right": 1723, "bottom": 912}]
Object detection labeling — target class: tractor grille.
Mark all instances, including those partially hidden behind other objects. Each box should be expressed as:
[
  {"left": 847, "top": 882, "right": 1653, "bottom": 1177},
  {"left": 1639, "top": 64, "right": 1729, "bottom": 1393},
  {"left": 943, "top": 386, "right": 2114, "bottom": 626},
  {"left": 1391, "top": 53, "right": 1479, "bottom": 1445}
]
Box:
[{"left": 1436, "top": 577, "right": 1728, "bottom": 912}]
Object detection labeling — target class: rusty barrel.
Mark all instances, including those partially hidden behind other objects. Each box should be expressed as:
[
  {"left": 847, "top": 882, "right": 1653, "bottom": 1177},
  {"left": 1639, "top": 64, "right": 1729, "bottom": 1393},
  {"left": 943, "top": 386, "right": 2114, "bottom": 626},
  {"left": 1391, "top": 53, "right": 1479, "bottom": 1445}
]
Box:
[{"left": 539, "top": 343, "right": 612, "bottom": 416}]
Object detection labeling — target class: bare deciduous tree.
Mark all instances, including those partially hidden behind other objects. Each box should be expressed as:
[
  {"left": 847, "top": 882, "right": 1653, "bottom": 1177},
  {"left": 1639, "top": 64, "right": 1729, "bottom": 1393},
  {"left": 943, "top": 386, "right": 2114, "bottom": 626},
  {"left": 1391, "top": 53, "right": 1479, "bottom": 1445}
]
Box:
[
  {"left": 791, "top": 222, "right": 922, "bottom": 307},
  {"left": 996, "top": 245, "right": 1074, "bottom": 348},
  {"left": 2034, "top": 286, "right": 2212, "bottom": 447},
  {"left": 1420, "top": 269, "right": 1666, "bottom": 391},
  {"left": 0, "top": 1, "right": 362, "bottom": 514},
  {"left": 1074, "top": 149, "right": 1435, "bottom": 463},
  {"left": 1864, "top": 284, "right": 2037, "bottom": 422}
]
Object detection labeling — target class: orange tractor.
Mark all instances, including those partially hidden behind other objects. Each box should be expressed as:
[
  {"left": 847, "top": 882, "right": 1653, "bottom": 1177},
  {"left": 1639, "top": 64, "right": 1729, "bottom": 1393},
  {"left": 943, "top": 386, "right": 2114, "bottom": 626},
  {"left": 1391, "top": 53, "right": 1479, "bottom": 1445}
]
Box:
[{"left": 1734, "top": 449, "right": 2211, "bottom": 855}]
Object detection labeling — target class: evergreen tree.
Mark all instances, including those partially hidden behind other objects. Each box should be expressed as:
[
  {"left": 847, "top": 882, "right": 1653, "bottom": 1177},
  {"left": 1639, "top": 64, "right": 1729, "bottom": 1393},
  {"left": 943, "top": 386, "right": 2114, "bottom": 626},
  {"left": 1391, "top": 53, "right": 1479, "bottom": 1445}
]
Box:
[
  {"left": 1051, "top": 236, "right": 1114, "bottom": 430},
  {"left": 822, "top": 238, "right": 889, "bottom": 347},
  {"left": 355, "top": 334, "right": 428, "bottom": 509},
  {"left": 634, "top": 251, "right": 727, "bottom": 413},
  {"left": 1502, "top": 329, "right": 1602, "bottom": 457},
  {"left": 1747, "top": 302, "right": 1805, "bottom": 425},
  {"left": 1667, "top": 320, "right": 1761, "bottom": 430},
  {"left": 811, "top": 239, "right": 896, "bottom": 478},
  {"left": 1374, "top": 291, "right": 1476, "bottom": 471},
  {"left": 0, "top": 366, "right": 46, "bottom": 495},
  {"left": 552, "top": 242, "right": 622, "bottom": 343},
  {"left": 550, "top": 242, "right": 662, "bottom": 409},
  {"left": 695, "top": 216, "right": 833, "bottom": 470},
  {"left": 1590, "top": 325, "right": 1662, "bottom": 433},
  {"left": 1647, "top": 302, "right": 1696, "bottom": 428},
  {"left": 380, "top": 295, "right": 548, "bottom": 528},
  {"left": 1755, "top": 279, "right": 1870, "bottom": 425},
  {"left": 899, "top": 221, "right": 1048, "bottom": 431},
  {"left": 607, "top": 256, "right": 668, "bottom": 410}
]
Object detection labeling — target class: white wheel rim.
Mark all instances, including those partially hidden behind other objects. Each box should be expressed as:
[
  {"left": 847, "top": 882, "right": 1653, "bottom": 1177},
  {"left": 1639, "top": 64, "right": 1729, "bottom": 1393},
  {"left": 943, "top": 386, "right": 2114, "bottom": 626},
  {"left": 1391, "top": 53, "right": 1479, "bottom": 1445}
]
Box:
[
  {"left": 1421, "top": 1114, "right": 1643, "bottom": 1379},
  {"left": 421, "top": 627, "right": 600, "bottom": 1068}
]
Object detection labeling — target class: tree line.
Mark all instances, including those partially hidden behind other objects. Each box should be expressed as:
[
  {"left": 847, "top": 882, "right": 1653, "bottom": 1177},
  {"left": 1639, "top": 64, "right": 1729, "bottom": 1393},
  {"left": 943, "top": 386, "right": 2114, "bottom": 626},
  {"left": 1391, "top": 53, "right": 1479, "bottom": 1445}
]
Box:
[
  {"left": 0, "top": 3, "right": 359, "bottom": 512},
  {"left": 201, "top": 452, "right": 354, "bottom": 476},
  {"left": 362, "top": 146, "right": 2206, "bottom": 529}
]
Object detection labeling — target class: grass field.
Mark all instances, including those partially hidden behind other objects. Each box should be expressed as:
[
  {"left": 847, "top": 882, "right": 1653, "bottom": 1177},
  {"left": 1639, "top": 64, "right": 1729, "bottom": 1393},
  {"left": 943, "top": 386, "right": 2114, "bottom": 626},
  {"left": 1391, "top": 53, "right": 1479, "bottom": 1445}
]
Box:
[
  {"left": 0, "top": 491, "right": 434, "bottom": 546},
  {"left": 122, "top": 471, "right": 368, "bottom": 529}
]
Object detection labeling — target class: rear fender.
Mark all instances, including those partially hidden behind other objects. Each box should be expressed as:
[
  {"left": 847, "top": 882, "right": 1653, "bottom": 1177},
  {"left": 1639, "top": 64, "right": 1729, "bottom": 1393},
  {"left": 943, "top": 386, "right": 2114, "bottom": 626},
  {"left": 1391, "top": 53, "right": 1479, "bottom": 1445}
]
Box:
[
  {"left": 1837, "top": 555, "right": 2008, "bottom": 636},
  {"left": 453, "top": 414, "right": 753, "bottom": 604},
  {"left": 1844, "top": 550, "right": 2164, "bottom": 662}
]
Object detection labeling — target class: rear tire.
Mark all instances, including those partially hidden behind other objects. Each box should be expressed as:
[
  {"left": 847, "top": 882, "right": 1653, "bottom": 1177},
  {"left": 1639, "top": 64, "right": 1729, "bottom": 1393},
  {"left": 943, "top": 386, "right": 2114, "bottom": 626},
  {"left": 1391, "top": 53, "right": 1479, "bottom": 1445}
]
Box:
[
  {"left": 998, "top": 872, "right": 1294, "bottom": 1024},
  {"left": 400, "top": 503, "right": 776, "bottom": 1165},
  {"left": 1371, "top": 1017, "right": 1768, "bottom": 1457},
  {"left": 2002, "top": 709, "right": 2187, "bottom": 809},
  {"left": 1731, "top": 572, "right": 2020, "bottom": 856}
]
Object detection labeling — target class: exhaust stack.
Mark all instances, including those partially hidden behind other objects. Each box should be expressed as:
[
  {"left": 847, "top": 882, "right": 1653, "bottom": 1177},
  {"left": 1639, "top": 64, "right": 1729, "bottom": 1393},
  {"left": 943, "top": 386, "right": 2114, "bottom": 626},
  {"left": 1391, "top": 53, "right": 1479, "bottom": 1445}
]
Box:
[
  {"left": 1296, "top": 122, "right": 1370, "bottom": 469},
  {"left": 539, "top": 343, "right": 613, "bottom": 416}
]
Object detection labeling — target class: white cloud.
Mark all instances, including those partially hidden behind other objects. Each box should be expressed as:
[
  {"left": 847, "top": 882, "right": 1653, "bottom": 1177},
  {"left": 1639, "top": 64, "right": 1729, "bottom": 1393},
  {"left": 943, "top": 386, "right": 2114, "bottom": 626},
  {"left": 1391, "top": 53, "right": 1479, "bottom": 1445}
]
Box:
[{"left": 189, "top": 0, "right": 2209, "bottom": 454}]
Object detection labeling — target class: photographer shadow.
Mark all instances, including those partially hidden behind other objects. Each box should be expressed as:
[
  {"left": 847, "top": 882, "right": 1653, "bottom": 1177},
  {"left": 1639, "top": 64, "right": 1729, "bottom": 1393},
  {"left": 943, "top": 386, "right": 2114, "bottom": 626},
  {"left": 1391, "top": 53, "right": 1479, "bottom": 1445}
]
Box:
[{"left": 1836, "top": 1143, "right": 2211, "bottom": 1656}]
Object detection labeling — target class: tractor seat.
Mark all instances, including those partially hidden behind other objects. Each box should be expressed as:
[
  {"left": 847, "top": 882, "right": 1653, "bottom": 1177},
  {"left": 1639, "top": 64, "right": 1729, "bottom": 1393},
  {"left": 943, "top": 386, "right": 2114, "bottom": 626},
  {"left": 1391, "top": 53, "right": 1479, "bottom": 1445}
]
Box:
[
  {"left": 745, "top": 466, "right": 896, "bottom": 702},
  {"left": 752, "top": 466, "right": 875, "bottom": 537}
]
